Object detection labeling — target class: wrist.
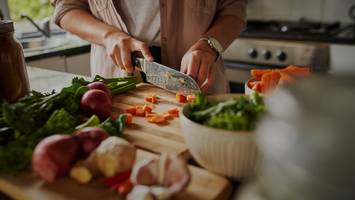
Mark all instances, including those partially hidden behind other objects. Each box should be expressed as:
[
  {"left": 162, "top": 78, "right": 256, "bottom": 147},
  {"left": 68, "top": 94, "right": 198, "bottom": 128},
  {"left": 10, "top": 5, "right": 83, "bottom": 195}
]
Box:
[{"left": 193, "top": 39, "right": 219, "bottom": 60}]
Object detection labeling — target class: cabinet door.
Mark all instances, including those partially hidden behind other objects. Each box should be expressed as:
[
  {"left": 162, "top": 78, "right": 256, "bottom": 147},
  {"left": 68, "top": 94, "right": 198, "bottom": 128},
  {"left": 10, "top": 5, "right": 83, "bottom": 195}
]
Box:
[
  {"left": 66, "top": 53, "right": 91, "bottom": 76},
  {"left": 27, "top": 56, "right": 66, "bottom": 72}
]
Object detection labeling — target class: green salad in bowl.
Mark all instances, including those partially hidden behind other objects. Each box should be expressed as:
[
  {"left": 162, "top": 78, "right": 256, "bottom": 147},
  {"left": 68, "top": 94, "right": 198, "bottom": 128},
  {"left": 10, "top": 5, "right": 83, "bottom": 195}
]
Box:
[
  {"left": 188, "top": 92, "right": 265, "bottom": 131},
  {"left": 180, "top": 92, "right": 266, "bottom": 179}
]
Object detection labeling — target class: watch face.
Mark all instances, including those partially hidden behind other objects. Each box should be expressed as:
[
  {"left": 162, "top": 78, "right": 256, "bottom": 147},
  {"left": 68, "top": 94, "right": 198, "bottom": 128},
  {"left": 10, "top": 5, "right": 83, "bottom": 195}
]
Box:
[{"left": 209, "top": 37, "right": 223, "bottom": 53}]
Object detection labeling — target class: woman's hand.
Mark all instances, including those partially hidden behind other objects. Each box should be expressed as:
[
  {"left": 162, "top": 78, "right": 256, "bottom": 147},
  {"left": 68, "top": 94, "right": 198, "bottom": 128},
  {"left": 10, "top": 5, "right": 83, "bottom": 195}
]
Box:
[
  {"left": 181, "top": 39, "right": 218, "bottom": 93},
  {"left": 103, "top": 31, "right": 154, "bottom": 73}
]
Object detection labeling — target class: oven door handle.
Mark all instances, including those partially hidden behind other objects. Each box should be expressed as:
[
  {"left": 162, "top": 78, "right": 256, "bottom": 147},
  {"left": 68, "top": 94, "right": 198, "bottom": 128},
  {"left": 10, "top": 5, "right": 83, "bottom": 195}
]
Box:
[{"left": 224, "top": 60, "right": 284, "bottom": 71}]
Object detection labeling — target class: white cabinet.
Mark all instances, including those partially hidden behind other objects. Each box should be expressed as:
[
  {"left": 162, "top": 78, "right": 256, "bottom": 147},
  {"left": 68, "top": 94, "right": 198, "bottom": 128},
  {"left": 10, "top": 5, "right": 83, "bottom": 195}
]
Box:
[
  {"left": 66, "top": 53, "right": 91, "bottom": 76},
  {"left": 27, "top": 56, "right": 66, "bottom": 72},
  {"left": 26, "top": 53, "right": 91, "bottom": 76}
]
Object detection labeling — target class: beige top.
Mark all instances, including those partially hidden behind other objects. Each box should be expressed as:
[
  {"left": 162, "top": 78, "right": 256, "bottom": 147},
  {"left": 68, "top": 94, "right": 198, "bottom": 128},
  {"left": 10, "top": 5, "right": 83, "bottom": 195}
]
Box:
[{"left": 52, "top": 0, "right": 247, "bottom": 94}]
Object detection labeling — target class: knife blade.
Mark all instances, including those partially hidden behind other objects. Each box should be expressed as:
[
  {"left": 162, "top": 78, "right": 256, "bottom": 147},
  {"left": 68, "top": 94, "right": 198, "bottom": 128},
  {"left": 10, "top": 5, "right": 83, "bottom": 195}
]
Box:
[{"left": 132, "top": 55, "right": 200, "bottom": 94}]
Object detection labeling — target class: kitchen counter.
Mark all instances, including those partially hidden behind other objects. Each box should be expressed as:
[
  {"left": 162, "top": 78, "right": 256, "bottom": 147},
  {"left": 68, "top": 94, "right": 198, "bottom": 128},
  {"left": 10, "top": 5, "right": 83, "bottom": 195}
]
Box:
[{"left": 23, "top": 34, "right": 90, "bottom": 62}]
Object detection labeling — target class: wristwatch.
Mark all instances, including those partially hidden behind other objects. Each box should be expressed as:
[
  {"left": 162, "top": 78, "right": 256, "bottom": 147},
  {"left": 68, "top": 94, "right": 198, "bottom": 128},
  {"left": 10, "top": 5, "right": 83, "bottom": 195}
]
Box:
[{"left": 200, "top": 37, "right": 224, "bottom": 61}]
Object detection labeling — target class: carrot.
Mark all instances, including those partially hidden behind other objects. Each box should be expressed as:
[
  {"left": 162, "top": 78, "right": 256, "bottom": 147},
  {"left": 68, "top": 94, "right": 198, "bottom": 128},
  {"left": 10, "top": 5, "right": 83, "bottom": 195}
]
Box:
[
  {"left": 176, "top": 92, "right": 187, "bottom": 103},
  {"left": 145, "top": 113, "right": 157, "bottom": 118},
  {"left": 278, "top": 71, "right": 295, "bottom": 85},
  {"left": 142, "top": 105, "right": 153, "bottom": 113},
  {"left": 145, "top": 95, "right": 158, "bottom": 104},
  {"left": 135, "top": 107, "right": 146, "bottom": 117},
  {"left": 186, "top": 94, "right": 196, "bottom": 102},
  {"left": 163, "top": 113, "right": 174, "bottom": 120},
  {"left": 167, "top": 107, "right": 179, "bottom": 117},
  {"left": 282, "top": 65, "right": 311, "bottom": 77},
  {"left": 124, "top": 113, "right": 133, "bottom": 125},
  {"left": 260, "top": 71, "right": 281, "bottom": 93},
  {"left": 126, "top": 106, "right": 136, "bottom": 115},
  {"left": 147, "top": 115, "right": 167, "bottom": 124},
  {"left": 251, "top": 69, "right": 273, "bottom": 79}
]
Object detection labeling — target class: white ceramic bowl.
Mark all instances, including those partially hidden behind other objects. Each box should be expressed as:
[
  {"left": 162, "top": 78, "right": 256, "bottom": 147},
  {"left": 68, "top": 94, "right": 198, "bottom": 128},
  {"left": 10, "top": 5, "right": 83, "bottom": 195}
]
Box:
[
  {"left": 180, "top": 94, "right": 259, "bottom": 179},
  {"left": 245, "top": 78, "right": 255, "bottom": 95}
]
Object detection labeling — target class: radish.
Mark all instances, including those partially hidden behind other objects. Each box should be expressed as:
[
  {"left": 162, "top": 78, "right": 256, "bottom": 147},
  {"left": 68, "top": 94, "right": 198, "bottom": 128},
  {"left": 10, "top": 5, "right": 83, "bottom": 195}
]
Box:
[
  {"left": 80, "top": 89, "right": 112, "bottom": 118},
  {"left": 75, "top": 127, "right": 109, "bottom": 157},
  {"left": 32, "top": 135, "right": 80, "bottom": 182},
  {"left": 87, "top": 82, "right": 112, "bottom": 98}
]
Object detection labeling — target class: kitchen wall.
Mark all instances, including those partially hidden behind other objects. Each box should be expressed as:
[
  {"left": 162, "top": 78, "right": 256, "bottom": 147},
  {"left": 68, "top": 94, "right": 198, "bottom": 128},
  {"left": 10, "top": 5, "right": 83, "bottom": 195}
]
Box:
[{"left": 248, "top": 0, "right": 355, "bottom": 24}]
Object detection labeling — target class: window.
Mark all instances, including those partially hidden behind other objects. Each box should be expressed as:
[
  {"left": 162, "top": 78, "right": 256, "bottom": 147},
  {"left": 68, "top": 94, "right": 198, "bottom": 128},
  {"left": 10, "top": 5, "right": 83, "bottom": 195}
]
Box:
[{"left": 8, "top": 0, "right": 53, "bottom": 21}]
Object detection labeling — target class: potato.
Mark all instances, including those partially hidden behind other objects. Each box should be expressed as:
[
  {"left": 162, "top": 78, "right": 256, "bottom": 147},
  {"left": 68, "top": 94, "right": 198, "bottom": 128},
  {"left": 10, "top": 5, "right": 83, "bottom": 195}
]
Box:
[
  {"left": 32, "top": 135, "right": 80, "bottom": 182},
  {"left": 94, "top": 137, "right": 136, "bottom": 177}
]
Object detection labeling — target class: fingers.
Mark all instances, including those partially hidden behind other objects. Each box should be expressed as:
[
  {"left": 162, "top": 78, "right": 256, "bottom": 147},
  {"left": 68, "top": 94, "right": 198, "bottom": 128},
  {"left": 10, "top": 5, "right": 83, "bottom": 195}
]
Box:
[
  {"left": 201, "top": 63, "right": 216, "bottom": 93},
  {"left": 197, "top": 57, "right": 210, "bottom": 86},
  {"left": 134, "top": 41, "right": 154, "bottom": 62},
  {"left": 120, "top": 46, "right": 134, "bottom": 73},
  {"left": 186, "top": 52, "right": 201, "bottom": 81}
]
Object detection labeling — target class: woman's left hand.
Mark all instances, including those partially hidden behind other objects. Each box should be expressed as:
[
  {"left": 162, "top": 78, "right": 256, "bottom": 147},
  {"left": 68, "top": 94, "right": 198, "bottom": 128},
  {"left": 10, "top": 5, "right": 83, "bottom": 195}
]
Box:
[{"left": 181, "top": 39, "right": 218, "bottom": 93}]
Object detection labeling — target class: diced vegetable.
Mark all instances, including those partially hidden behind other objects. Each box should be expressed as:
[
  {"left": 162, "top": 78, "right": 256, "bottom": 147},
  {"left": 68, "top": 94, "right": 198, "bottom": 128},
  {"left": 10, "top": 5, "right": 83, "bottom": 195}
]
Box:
[
  {"left": 167, "top": 108, "right": 179, "bottom": 118},
  {"left": 145, "top": 95, "right": 158, "bottom": 104},
  {"left": 126, "top": 106, "right": 136, "bottom": 115},
  {"left": 135, "top": 107, "right": 146, "bottom": 117},
  {"left": 176, "top": 93, "right": 187, "bottom": 103},
  {"left": 124, "top": 113, "right": 133, "bottom": 125},
  {"left": 142, "top": 105, "right": 153, "bottom": 113},
  {"left": 147, "top": 115, "right": 167, "bottom": 124},
  {"left": 186, "top": 95, "right": 196, "bottom": 102}
]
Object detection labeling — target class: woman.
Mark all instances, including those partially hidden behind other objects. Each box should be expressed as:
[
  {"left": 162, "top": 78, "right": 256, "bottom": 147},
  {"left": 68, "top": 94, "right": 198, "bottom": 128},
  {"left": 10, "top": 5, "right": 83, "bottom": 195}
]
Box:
[{"left": 52, "top": 0, "right": 246, "bottom": 94}]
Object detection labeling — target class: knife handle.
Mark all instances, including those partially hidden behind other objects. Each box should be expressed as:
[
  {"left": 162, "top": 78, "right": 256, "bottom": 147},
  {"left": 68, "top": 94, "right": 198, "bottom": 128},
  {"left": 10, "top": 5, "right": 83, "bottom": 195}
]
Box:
[
  {"left": 131, "top": 54, "right": 142, "bottom": 69},
  {"left": 131, "top": 54, "right": 147, "bottom": 83}
]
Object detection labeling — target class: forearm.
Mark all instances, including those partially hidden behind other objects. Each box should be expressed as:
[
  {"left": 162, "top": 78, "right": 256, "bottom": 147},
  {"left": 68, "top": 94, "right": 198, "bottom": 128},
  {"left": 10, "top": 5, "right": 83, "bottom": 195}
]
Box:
[
  {"left": 59, "top": 9, "right": 125, "bottom": 46},
  {"left": 203, "top": 15, "right": 245, "bottom": 50}
]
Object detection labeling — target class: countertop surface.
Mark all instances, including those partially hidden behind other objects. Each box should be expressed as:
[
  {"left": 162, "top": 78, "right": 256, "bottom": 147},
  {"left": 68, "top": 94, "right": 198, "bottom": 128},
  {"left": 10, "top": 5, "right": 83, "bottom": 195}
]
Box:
[{"left": 23, "top": 34, "right": 90, "bottom": 62}]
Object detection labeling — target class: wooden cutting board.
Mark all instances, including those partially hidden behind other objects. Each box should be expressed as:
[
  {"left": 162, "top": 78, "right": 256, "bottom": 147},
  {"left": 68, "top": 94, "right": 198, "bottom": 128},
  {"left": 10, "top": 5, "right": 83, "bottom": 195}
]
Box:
[
  {"left": 112, "top": 83, "right": 190, "bottom": 158},
  {"left": 0, "top": 150, "right": 231, "bottom": 200}
]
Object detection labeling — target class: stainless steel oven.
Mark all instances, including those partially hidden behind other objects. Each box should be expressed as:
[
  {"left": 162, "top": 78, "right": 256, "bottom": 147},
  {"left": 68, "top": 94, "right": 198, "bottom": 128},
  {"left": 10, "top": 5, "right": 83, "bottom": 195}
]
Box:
[{"left": 223, "top": 38, "right": 330, "bottom": 93}]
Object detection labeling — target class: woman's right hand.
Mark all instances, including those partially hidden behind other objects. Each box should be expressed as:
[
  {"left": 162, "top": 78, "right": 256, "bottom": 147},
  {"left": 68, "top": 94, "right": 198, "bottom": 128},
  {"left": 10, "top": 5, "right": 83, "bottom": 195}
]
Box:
[{"left": 103, "top": 31, "right": 154, "bottom": 73}]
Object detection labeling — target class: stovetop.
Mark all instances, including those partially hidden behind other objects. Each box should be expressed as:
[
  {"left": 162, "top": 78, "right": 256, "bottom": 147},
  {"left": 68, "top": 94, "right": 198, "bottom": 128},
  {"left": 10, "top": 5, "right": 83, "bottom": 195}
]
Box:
[{"left": 240, "top": 19, "right": 355, "bottom": 44}]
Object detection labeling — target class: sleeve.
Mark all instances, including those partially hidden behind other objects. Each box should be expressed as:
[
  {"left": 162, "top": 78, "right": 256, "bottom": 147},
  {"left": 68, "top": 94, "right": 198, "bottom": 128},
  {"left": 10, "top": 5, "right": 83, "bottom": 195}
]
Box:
[
  {"left": 51, "top": 0, "right": 90, "bottom": 26},
  {"left": 217, "top": 0, "right": 247, "bottom": 25}
]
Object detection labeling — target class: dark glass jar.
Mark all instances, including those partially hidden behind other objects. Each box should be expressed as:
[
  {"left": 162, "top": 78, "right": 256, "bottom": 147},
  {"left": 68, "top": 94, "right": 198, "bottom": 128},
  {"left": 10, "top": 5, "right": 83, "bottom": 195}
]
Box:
[{"left": 0, "top": 20, "right": 29, "bottom": 103}]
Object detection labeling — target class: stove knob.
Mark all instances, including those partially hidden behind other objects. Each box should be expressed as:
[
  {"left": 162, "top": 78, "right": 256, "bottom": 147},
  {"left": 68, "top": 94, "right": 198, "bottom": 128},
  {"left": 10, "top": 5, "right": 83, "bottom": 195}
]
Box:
[
  {"left": 277, "top": 51, "right": 287, "bottom": 62},
  {"left": 248, "top": 48, "right": 258, "bottom": 59},
  {"left": 262, "top": 50, "right": 272, "bottom": 60}
]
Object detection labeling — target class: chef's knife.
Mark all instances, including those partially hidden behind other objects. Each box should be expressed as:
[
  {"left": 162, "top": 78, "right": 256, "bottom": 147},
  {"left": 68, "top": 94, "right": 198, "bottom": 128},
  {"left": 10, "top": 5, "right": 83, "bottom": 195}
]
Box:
[{"left": 132, "top": 55, "right": 200, "bottom": 94}]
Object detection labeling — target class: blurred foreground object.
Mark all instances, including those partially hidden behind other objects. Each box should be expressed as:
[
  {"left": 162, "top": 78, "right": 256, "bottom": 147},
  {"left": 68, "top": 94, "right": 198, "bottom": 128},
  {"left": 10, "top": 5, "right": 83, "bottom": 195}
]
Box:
[{"left": 238, "top": 75, "right": 355, "bottom": 200}]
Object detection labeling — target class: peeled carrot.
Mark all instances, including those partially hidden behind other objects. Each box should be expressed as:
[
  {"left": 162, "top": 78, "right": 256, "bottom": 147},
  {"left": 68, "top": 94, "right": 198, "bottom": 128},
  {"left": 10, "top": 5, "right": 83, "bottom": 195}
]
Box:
[
  {"left": 260, "top": 71, "right": 281, "bottom": 93},
  {"left": 251, "top": 69, "right": 273, "bottom": 79},
  {"left": 145, "top": 95, "right": 158, "bottom": 104},
  {"left": 147, "top": 115, "right": 167, "bottom": 124},
  {"left": 124, "top": 113, "right": 133, "bottom": 125},
  {"left": 163, "top": 113, "right": 173, "bottom": 120},
  {"left": 126, "top": 106, "right": 136, "bottom": 115},
  {"left": 167, "top": 107, "right": 179, "bottom": 117},
  {"left": 186, "top": 94, "right": 196, "bottom": 102},
  {"left": 252, "top": 82, "right": 262, "bottom": 93},
  {"left": 282, "top": 65, "right": 311, "bottom": 77},
  {"left": 278, "top": 71, "right": 295, "bottom": 85},
  {"left": 176, "top": 92, "right": 187, "bottom": 103},
  {"left": 142, "top": 105, "right": 153, "bottom": 113},
  {"left": 135, "top": 107, "right": 145, "bottom": 117}
]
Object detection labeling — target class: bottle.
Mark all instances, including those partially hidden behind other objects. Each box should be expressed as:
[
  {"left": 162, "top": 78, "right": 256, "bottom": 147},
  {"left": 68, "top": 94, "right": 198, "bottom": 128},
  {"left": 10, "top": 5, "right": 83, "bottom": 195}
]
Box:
[{"left": 0, "top": 20, "right": 29, "bottom": 103}]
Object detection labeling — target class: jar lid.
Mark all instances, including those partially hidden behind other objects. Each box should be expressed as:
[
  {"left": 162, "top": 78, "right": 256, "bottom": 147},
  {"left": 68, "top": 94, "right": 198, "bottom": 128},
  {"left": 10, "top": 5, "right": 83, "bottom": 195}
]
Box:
[{"left": 0, "top": 20, "right": 14, "bottom": 34}]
